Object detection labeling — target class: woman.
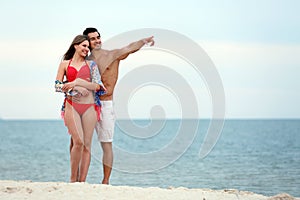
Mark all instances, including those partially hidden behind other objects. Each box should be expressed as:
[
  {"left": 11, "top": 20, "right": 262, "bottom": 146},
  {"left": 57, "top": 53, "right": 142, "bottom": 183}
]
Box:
[{"left": 55, "top": 35, "right": 105, "bottom": 182}]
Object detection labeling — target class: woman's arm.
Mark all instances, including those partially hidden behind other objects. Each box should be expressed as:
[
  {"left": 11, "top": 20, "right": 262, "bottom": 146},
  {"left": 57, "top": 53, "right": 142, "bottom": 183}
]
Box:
[
  {"left": 61, "top": 61, "right": 105, "bottom": 92},
  {"left": 61, "top": 78, "right": 99, "bottom": 91},
  {"left": 55, "top": 62, "right": 66, "bottom": 81},
  {"left": 55, "top": 61, "right": 67, "bottom": 92}
]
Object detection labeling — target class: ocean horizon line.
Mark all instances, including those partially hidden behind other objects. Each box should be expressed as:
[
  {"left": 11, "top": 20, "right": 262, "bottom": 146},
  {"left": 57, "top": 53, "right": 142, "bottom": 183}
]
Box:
[{"left": 1, "top": 117, "right": 299, "bottom": 121}]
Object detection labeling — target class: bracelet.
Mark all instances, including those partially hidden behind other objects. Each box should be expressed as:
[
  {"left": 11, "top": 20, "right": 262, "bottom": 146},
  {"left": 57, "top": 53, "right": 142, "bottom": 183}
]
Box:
[{"left": 55, "top": 80, "right": 63, "bottom": 92}]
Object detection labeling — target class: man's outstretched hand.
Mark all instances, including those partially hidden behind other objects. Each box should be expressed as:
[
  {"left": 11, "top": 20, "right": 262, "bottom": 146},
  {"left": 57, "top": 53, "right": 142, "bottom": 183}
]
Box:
[{"left": 143, "top": 36, "right": 155, "bottom": 46}]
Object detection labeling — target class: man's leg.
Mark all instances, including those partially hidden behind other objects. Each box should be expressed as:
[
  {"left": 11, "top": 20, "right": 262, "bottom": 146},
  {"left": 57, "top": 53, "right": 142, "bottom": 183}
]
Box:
[
  {"left": 101, "top": 142, "right": 113, "bottom": 184},
  {"left": 96, "top": 100, "right": 115, "bottom": 184}
]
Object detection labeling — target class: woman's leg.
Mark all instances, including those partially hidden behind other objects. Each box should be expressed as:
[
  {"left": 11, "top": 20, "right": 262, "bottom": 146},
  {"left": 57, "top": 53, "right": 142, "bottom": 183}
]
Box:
[
  {"left": 78, "top": 106, "right": 98, "bottom": 182},
  {"left": 64, "top": 102, "right": 84, "bottom": 182}
]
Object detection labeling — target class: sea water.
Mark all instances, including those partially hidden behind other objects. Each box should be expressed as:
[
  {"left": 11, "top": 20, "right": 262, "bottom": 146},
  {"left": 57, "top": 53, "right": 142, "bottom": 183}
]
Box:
[{"left": 0, "top": 119, "right": 299, "bottom": 197}]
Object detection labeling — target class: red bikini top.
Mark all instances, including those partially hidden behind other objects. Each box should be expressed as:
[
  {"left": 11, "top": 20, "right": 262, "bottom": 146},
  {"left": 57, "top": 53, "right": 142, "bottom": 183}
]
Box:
[{"left": 66, "top": 60, "right": 90, "bottom": 82}]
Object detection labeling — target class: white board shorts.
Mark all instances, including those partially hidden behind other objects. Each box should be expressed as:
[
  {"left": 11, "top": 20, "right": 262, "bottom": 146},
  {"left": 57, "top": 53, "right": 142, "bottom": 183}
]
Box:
[{"left": 95, "top": 101, "right": 115, "bottom": 142}]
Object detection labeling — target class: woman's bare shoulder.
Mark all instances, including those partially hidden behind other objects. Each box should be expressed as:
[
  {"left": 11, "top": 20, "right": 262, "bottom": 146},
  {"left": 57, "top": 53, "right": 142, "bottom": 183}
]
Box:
[
  {"left": 61, "top": 60, "right": 70, "bottom": 64},
  {"left": 59, "top": 60, "right": 69, "bottom": 67}
]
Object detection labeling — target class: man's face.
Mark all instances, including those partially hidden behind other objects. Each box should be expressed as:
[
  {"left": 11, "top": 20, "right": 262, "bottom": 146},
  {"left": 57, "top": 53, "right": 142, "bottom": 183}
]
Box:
[{"left": 87, "top": 32, "right": 101, "bottom": 50}]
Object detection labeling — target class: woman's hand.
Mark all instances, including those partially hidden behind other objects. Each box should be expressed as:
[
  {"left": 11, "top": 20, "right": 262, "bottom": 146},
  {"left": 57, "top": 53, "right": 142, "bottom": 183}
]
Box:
[
  {"left": 100, "top": 84, "right": 107, "bottom": 92},
  {"left": 75, "top": 86, "right": 89, "bottom": 96},
  {"left": 69, "top": 86, "right": 89, "bottom": 102},
  {"left": 62, "top": 81, "right": 75, "bottom": 92}
]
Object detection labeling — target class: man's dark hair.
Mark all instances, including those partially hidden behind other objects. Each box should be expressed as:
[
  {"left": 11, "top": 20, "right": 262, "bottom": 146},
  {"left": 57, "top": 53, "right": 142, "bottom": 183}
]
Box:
[{"left": 83, "top": 27, "right": 101, "bottom": 37}]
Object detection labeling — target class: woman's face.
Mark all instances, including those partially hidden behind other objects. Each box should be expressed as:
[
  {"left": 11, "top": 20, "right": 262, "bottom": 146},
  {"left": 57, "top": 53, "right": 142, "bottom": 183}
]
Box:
[{"left": 75, "top": 40, "right": 90, "bottom": 57}]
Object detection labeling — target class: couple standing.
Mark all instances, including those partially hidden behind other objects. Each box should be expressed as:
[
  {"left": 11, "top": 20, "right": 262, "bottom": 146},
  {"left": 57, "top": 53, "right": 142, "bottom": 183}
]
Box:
[{"left": 55, "top": 27, "right": 155, "bottom": 183}]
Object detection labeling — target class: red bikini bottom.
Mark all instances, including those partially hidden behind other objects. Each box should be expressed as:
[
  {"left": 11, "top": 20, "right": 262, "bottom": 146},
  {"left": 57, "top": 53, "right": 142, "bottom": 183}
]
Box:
[{"left": 66, "top": 99, "right": 100, "bottom": 121}]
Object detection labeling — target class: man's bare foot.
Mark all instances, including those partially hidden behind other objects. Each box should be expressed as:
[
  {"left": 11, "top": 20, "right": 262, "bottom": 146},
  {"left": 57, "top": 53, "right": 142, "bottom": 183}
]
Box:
[{"left": 102, "top": 179, "right": 109, "bottom": 184}]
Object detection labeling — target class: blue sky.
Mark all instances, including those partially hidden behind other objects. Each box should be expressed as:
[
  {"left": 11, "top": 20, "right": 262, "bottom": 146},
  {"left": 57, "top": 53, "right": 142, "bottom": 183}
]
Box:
[{"left": 0, "top": 0, "right": 299, "bottom": 119}]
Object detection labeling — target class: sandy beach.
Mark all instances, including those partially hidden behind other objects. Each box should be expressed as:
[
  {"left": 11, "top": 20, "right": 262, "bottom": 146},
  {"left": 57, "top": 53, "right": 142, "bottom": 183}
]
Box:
[{"left": 0, "top": 180, "right": 299, "bottom": 200}]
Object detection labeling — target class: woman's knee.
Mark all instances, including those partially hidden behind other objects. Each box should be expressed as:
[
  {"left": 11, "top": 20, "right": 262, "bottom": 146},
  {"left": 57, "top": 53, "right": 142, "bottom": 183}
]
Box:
[
  {"left": 72, "top": 138, "right": 84, "bottom": 148},
  {"left": 83, "top": 141, "right": 91, "bottom": 150}
]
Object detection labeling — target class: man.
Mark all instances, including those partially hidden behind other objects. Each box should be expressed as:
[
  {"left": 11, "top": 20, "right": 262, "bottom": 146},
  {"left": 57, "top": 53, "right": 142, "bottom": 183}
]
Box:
[{"left": 83, "top": 27, "right": 154, "bottom": 184}]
